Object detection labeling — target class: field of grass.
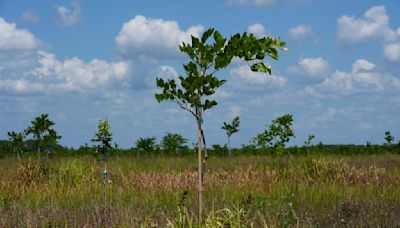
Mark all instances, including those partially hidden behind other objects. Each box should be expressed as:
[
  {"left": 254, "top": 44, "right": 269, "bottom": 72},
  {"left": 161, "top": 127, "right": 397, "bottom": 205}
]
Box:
[{"left": 0, "top": 154, "right": 400, "bottom": 227}]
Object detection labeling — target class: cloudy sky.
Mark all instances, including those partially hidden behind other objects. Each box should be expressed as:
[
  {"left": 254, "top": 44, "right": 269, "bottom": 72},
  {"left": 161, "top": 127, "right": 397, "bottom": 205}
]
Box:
[{"left": 0, "top": 0, "right": 399, "bottom": 148}]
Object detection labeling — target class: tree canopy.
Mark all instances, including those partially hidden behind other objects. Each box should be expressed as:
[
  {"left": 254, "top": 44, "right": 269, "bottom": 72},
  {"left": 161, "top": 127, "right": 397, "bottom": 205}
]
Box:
[{"left": 25, "top": 114, "right": 61, "bottom": 158}]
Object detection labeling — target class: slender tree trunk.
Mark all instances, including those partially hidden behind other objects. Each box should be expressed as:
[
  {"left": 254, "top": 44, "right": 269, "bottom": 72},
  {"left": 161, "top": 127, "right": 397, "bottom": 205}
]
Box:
[
  {"left": 197, "top": 61, "right": 203, "bottom": 223},
  {"left": 197, "top": 112, "right": 203, "bottom": 223}
]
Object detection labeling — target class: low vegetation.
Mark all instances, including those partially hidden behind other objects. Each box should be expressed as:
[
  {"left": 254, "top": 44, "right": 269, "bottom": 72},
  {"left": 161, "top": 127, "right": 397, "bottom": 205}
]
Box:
[
  {"left": 0, "top": 116, "right": 399, "bottom": 227},
  {"left": 0, "top": 154, "right": 399, "bottom": 227}
]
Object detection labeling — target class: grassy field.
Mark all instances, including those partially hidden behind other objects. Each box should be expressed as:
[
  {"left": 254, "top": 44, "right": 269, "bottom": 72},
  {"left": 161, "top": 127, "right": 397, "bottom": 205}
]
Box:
[{"left": 0, "top": 154, "right": 400, "bottom": 227}]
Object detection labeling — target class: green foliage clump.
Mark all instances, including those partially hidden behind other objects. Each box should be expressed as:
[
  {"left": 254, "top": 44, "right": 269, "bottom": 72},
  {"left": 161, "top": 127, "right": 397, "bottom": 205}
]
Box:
[
  {"left": 25, "top": 114, "right": 61, "bottom": 158},
  {"left": 7, "top": 131, "right": 25, "bottom": 159},
  {"left": 161, "top": 133, "right": 188, "bottom": 154},
  {"left": 211, "top": 144, "right": 229, "bottom": 156},
  {"left": 155, "top": 28, "right": 286, "bottom": 118},
  {"left": 135, "top": 137, "right": 158, "bottom": 153},
  {"left": 252, "top": 114, "right": 295, "bottom": 153},
  {"left": 304, "top": 134, "right": 315, "bottom": 147},
  {"left": 92, "top": 119, "right": 113, "bottom": 161}
]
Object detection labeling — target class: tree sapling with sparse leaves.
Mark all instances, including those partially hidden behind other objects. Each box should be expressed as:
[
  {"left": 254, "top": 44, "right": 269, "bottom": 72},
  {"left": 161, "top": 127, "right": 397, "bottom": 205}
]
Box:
[
  {"left": 222, "top": 116, "right": 240, "bottom": 157},
  {"left": 155, "top": 28, "right": 286, "bottom": 220}
]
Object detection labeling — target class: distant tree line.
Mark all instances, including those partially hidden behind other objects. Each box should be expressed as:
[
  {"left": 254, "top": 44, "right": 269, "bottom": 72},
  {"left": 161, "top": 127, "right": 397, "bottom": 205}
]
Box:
[{"left": 0, "top": 113, "right": 399, "bottom": 158}]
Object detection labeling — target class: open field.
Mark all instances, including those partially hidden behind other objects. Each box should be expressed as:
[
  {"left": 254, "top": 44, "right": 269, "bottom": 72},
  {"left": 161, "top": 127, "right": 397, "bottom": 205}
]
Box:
[{"left": 0, "top": 154, "right": 400, "bottom": 227}]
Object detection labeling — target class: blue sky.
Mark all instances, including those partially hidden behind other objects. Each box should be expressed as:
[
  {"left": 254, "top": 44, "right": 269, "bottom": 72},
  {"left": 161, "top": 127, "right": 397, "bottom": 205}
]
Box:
[{"left": 0, "top": 0, "right": 399, "bottom": 148}]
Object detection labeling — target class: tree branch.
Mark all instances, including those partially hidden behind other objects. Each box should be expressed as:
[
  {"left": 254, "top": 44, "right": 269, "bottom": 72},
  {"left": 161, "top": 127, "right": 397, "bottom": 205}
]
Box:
[{"left": 173, "top": 98, "right": 198, "bottom": 119}]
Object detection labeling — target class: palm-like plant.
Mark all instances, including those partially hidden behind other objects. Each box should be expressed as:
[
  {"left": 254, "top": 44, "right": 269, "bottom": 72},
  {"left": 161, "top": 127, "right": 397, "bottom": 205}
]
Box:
[{"left": 222, "top": 116, "right": 240, "bottom": 157}]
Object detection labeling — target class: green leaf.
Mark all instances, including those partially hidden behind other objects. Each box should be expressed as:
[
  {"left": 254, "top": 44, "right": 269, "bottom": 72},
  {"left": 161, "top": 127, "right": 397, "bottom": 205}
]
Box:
[
  {"left": 268, "top": 48, "right": 279, "bottom": 60},
  {"left": 251, "top": 62, "right": 271, "bottom": 74},
  {"left": 191, "top": 36, "right": 200, "bottom": 49},
  {"left": 156, "top": 78, "right": 165, "bottom": 87},
  {"left": 201, "top": 28, "right": 214, "bottom": 43},
  {"left": 213, "top": 31, "right": 225, "bottom": 47},
  {"left": 204, "top": 100, "right": 217, "bottom": 110},
  {"left": 155, "top": 94, "right": 164, "bottom": 102}
]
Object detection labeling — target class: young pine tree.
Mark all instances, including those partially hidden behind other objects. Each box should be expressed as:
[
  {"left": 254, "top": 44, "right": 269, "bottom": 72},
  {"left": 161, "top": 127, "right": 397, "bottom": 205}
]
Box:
[{"left": 25, "top": 114, "right": 61, "bottom": 159}]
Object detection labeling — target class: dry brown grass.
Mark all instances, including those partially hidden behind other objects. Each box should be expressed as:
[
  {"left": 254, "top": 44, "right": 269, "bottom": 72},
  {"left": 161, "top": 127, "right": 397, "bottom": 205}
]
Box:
[{"left": 0, "top": 155, "right": 399, "bottom": 227}]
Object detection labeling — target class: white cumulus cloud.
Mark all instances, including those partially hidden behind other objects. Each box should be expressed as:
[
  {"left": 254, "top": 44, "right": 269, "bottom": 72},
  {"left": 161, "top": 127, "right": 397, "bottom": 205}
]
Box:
[
  {"left": 56, "top": 1, "right": 81, "bottom": 27},
  {"left": 0, "top": 17, "right": 37, "bottom": 50},
  {"left": 159, "top": 65, "right": 179, "bottom": 79},
  {"left": 115, "top": 15, "right": 203, "bottom": 59},
  {"left": 247, "top": 23, "right": 266, "bottom": 37},
  {"left": 298, "top": 57, "right": 329, "bottom": 76},
  {"left": 288, "top": 57, "right": 329, "bottom": 79},
  {"left": 0, "top": 44, "right": 129, "bottom": 95},
  {"left": 0, "top": 79, "right": 44, "bottom": 94},
  {"left": 337, "top": 5, "right": 398, "bottom": 43},
  {"left": 231, "top": 65, "right": 286, "bottom": 87},
  {"left": 30, "top": 51, "right": 129, "bottom": 92},
  {"left": 383, "top": 43, "right": 400, "bottom": 62},
  {"left": 318, "top": 59, "right": 386, "bottom": 95},
  {"left": 337, "top": 6, "right": 400, "bottom": 65},
  {"left": 352, "top": 59, "right": 375, "bottom": 72},
  {"left": 288, "top": 25, "right": 316, "bottom": 42}
]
